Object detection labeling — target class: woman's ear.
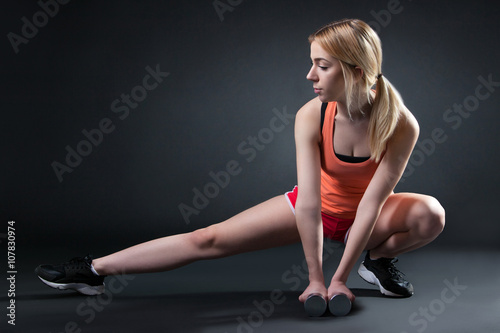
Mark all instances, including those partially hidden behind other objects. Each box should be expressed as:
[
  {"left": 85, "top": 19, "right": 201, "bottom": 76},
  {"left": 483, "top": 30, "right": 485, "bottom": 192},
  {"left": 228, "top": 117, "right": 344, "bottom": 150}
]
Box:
[{"left": 354, "top": 66, "right": 364, "bottom": 81}]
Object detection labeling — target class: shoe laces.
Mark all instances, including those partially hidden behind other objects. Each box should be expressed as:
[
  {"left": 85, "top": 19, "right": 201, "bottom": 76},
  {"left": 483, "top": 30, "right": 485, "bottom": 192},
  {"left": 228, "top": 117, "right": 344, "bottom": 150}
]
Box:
[
  {"left": 65, "top": 256, "right": 92, "bottom": 269},
  {"left": 380, "top": 258, "right": 406, "bottom": 280}
]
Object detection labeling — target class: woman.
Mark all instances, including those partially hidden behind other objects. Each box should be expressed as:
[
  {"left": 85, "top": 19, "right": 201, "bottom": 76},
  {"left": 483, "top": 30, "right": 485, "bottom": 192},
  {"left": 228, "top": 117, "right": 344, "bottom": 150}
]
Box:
[{"left": 36, "top": 19, "right": 445, "bottom": 312}]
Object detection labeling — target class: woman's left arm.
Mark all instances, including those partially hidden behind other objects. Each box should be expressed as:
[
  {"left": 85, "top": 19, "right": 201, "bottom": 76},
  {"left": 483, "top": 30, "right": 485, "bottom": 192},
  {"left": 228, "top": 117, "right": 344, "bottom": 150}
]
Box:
[{"left": 329, "top": 110, "right": 420, "bottom": 300}]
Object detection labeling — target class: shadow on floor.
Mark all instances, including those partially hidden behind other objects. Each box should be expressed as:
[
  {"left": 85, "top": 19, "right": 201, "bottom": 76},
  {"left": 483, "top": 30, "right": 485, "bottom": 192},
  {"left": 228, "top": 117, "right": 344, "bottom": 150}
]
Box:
[{"left": 11, "top": 288, "right": 390, "bottom": 333}]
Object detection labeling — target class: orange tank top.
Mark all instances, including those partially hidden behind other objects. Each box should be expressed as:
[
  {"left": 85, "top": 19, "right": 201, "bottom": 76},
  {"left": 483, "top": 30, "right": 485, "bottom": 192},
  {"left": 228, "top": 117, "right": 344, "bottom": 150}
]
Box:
[{"left": 320, "top": 102, "right": 380, "bottom": 219}]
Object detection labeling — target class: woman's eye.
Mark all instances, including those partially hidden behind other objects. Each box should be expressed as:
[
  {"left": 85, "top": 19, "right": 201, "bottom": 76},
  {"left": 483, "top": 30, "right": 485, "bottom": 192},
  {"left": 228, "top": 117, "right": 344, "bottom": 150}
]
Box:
[{"left": 310, "top": 61, "right": 328, "bottom": 70}]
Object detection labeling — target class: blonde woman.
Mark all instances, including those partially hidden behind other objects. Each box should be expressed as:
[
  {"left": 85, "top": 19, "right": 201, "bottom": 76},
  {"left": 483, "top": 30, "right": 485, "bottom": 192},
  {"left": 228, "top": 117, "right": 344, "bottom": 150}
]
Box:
[{"left": 36, "top": 19, "right": 445, "bottom": 316}]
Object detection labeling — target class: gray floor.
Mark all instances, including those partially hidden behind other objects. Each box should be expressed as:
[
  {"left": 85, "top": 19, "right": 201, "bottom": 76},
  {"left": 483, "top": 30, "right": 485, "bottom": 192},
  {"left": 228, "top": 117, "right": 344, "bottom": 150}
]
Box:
[{"left": 2, "top": 244, "right": 499, "bottom": 333}]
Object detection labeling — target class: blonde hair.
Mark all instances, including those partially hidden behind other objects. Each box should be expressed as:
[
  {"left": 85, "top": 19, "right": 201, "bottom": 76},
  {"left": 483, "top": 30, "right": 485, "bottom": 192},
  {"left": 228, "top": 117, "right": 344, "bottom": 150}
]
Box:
[{"left": 309, "top": 19, "right": 407, "bottom": 162}]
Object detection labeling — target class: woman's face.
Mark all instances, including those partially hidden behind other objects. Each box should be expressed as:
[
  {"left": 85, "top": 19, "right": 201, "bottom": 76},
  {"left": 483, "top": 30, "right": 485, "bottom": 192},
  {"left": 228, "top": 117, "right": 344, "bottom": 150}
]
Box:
[{"left": 306, "top": 41, "right": 345, "bottom": 103}]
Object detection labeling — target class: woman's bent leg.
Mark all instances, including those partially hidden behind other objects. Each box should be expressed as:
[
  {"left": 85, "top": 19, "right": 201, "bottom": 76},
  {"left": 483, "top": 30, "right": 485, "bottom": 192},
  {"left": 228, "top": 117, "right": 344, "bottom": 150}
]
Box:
[
  {"left": 93, "top": 195, "right": 300, "bottom": 275},
  {"left": 366, "top": 192, "right": 445, "bottom": 258},
  {"left": 355, "top": 192, "right": 445, "bottom": 297}
]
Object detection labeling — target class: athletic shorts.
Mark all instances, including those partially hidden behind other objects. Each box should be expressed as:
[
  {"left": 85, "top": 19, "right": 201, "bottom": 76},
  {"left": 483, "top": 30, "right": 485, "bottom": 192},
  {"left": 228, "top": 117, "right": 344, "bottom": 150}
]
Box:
[{"left": 284, "top": 186, "right": 353, "bottom": 244}]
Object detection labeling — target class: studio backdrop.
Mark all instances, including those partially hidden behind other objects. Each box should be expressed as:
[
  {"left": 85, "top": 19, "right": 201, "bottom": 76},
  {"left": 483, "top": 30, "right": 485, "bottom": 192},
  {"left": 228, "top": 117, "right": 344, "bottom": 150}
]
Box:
[{"left": 2, "top": 0, "right": 499, "bottom": 250}]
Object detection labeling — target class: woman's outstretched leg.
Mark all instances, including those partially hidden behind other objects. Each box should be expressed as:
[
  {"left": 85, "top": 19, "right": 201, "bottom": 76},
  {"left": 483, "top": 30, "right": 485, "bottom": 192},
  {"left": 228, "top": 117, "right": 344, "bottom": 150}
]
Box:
[
  {"left": 36, "top": 195, "right": 300, "bottom": 294},
  {"left": 93, "top": 195, "right": 300, "bottom": 275}
]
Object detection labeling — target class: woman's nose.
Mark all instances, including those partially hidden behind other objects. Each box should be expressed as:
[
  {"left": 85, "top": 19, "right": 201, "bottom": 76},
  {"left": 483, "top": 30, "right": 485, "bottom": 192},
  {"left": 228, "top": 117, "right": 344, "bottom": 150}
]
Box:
[{"left": 306, "top": 67, "right": 317, "bottom": 81}]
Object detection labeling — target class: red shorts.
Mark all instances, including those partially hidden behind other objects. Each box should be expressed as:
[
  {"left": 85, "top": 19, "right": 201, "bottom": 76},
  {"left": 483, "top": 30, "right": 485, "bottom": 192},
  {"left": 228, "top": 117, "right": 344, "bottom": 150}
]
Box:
[{"left": 285, "top": 186, "right": 353, "bottom": 244}]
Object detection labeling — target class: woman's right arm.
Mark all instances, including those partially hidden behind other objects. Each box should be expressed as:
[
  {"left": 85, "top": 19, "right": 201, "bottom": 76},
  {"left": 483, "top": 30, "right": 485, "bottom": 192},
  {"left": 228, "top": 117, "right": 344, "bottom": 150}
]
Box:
[{"left": 294, "top": 97, "right": 327, "bottom": 302}]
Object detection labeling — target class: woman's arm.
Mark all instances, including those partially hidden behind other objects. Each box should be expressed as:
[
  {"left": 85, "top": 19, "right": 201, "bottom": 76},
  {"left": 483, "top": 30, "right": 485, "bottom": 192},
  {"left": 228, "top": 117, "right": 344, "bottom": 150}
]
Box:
[
  {"left": 329, "top": 110, "right": 420, "bottom": 298},
  {"left": 293, "top": 97, "right": 326, "bottom": 302}
]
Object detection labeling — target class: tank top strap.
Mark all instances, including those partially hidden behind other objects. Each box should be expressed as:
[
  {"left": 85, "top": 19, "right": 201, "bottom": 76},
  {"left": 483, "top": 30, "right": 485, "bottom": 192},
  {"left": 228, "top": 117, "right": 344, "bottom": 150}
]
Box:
[
  {"left": 320, "top": 101, "right": 337, "bottom": 147},
  {"left": 320, "top": 102, "right": 328, "bottom": 130}
]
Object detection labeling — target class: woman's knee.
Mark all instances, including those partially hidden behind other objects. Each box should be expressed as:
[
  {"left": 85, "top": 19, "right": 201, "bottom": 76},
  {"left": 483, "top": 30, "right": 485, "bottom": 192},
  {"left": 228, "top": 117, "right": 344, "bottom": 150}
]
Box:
[
  {"left": 189, "top": 226, "right": 218, "bottom": 251},
  {"left": 413, "top": 196, "right": 445, "bottom": 239}
]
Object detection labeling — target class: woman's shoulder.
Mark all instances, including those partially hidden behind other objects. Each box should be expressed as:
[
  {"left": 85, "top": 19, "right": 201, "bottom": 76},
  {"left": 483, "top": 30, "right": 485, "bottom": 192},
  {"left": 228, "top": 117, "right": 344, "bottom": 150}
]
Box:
[
  {"left": 294, "top": 97, "right": 324, "bottom": 141},
  {"left": 390, "top": 107, "right": 419, "bottom": 145},
  {"left": 399, "top": 108, "right": 419, "bottom": 136},
  {"left": 296, "top": 97, "right": 323, "bottom": 121}
]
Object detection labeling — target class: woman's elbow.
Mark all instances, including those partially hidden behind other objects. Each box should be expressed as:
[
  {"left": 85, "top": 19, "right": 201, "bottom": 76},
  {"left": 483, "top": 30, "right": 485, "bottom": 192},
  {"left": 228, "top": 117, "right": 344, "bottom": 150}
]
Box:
[{"left": 295, "top": 202, "right": 321, "bottom": 219}]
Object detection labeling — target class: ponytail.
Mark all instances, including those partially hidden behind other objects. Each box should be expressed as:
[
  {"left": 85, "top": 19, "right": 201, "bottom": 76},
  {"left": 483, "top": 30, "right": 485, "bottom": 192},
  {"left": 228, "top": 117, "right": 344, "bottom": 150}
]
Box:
[{"left": 369, "top": 75, "right": 406, "bottom": 162}]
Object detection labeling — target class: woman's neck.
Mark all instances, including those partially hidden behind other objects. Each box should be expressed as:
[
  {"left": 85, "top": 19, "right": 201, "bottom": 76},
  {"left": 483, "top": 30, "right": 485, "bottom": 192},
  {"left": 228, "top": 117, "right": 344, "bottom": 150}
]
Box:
[
  {"left": 336, "top": 101, "right": 372, "bottom": 122},
  {"left": 336, "top": 91, "right": 375, "bottom": 121}
]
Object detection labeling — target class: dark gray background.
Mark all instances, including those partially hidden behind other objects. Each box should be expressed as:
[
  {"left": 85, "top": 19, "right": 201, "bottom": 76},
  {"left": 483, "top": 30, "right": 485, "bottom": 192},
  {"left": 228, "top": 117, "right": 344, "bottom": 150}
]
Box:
[{"left": 2, "top": 0, "right": 499, "bottom": 253}]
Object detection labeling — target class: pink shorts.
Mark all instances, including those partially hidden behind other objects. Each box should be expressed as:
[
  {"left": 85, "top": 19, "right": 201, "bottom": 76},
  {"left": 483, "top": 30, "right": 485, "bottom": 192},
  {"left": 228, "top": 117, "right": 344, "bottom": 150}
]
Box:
[{"left": 285, "top": 186, "right": 353, "bottom": 244}]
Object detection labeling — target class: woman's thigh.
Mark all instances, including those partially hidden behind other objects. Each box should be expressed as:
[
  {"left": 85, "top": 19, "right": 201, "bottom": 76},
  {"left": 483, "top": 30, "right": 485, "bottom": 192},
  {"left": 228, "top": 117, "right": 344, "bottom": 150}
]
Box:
[
  {"left": 365, "top": 192, "right": 445, "bottom": 250},
  {"left": 203, "top": 195, "right": 301, "bottom": 257}
]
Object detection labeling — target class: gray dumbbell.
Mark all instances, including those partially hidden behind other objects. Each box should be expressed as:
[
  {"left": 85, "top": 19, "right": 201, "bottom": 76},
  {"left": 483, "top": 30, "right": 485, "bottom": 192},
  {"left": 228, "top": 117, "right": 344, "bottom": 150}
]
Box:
[
  {"left": 328, "top": 293, "right": 351, "bottom": 316},
  {"left": 304, "top": 294, "right": 327, "bottom": 317}
]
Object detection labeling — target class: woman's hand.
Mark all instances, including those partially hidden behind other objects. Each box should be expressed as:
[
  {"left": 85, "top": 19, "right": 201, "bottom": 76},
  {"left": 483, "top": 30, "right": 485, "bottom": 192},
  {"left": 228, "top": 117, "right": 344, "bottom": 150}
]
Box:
[
  {"left": 327, "top": 280, "right": 355, "bottom": 303},
  {"left": 298, "top": 280, "right": 328, "bottom": 303}
]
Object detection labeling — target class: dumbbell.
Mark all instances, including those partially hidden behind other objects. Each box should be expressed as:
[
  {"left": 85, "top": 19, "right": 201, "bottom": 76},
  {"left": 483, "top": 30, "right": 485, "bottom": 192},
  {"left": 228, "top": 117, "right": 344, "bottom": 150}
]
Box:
[
  {"left": 328, "top": 293, "right": 351, "bottom": 316},
  {"left": 304, "top": 293, "right": 352, "bottom": 317},
  {"left": 304, "top": 294, "right": 327, "bottom": 317}
]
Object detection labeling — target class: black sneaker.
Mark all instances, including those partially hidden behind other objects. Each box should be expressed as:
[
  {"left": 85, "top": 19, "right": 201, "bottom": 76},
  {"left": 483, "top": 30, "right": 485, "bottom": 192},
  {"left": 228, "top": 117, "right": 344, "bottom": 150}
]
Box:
[
  {"left": 35, "top": 255, "right": 106, "bottom": 295},
  {"left": 358, "top": 251, "right": 414, "bottom": 297}
]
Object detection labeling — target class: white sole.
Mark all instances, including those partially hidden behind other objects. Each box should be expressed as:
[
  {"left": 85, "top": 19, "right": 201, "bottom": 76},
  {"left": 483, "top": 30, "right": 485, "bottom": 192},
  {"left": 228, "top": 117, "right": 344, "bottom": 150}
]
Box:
[
  {"left": 38, "top": 276, "right": 105, "bottom": 296},
  {"left": 357, "top": 263, "right": 402, "bottom": 297}
]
